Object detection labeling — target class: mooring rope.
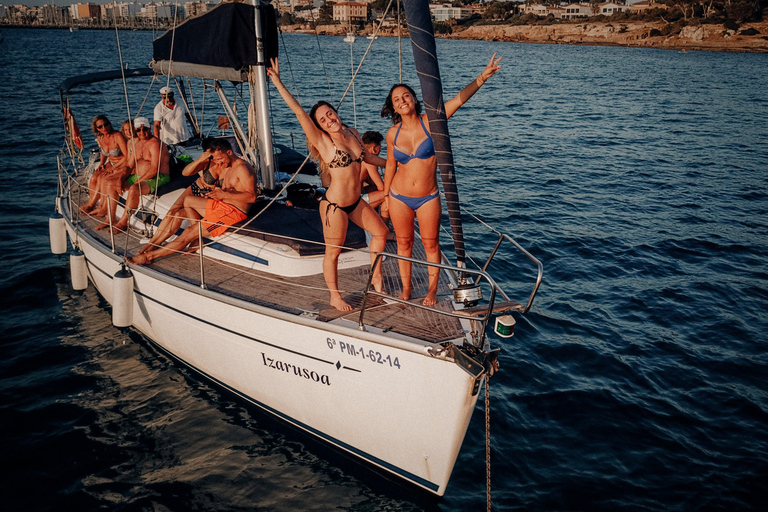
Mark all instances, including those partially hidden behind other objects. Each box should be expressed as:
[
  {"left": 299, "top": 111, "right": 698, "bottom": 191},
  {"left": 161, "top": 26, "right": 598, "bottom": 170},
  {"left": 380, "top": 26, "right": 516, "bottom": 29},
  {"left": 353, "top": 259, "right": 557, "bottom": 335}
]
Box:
[{"left": 485, "top": 372, "right": 492, "bottom": 512}]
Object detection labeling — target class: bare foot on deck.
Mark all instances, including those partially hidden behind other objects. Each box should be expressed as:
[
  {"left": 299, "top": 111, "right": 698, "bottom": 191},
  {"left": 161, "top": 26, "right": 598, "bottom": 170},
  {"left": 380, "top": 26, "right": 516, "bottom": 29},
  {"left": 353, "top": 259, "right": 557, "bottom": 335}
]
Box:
[
  {"left": 371, "top": 275, "right": 384, "bottom": 294},
  {"left": 137, "top": 243, "right": 156, "bottom": 255},
  {"left": 127, "top": 253, "right": 153, "bottom": 265},
  {"left": 184, "top": 239, "right": 200, "bottom": 255},
  {"left": 90, "top": 207, "right": 108, "bottom": 219},
  {"left": 80, "top": 204, "right": 96, "bottom": 215},
  {"left": 422, "top": 291, "right": 438, "bottom": 306},
  {"left": 109, "top": 221, "right": 128, "bottom": 234},
  {"left": 398, "top": 287, "right": 412, "bottom": 301},
  {"left": 330, "top": 295, "right": 354, "bottom": 312}
]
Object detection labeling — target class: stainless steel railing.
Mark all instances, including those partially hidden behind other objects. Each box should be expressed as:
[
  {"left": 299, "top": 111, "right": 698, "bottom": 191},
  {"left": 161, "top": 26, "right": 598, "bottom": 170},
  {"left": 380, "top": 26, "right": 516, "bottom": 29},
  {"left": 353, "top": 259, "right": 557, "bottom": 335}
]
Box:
[{"left": 358, "top": 232, "right": 543, "bottom": 345}]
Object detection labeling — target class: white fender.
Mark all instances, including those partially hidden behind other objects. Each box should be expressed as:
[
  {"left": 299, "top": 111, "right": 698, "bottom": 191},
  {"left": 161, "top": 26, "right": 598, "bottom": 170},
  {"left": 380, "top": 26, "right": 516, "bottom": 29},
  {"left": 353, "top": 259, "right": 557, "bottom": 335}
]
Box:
[
  {"left": 112, "top": 265, "right": 134, "bottom": 328},
  {"left": 49, "top": 214, "right": 67, "bottom": 255},
  {"left": 70, "top": 250, "right": 88, "bottom": 291}
]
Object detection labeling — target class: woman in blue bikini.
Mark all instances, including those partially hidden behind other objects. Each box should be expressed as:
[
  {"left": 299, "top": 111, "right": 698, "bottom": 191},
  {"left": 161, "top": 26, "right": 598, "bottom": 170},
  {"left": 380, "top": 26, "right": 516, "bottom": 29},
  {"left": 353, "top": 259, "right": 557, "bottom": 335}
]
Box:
[
  {"left": 268, "top": 58, "right": 389, "bottom": 312},
  {"left": 381, "top": 54, "right": 502, "bottom": 305}
]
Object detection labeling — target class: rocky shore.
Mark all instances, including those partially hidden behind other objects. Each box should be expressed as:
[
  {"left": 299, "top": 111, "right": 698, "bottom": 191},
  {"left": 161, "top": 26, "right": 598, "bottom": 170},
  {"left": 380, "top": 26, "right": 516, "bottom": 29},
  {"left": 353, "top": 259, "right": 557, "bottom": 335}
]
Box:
[{"left": 285, "top": 20, "right": 768, "bottom": 53}]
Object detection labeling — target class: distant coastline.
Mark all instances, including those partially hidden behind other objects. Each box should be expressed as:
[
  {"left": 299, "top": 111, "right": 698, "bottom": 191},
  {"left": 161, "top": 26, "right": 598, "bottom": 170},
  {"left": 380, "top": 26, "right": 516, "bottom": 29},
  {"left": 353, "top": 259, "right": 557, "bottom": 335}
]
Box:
[
  {"left": 3, "top": 20, "right": 766, "bottom": 53},
  {"left": 286, "top": 20, "right": 768, "bottom": 54}
]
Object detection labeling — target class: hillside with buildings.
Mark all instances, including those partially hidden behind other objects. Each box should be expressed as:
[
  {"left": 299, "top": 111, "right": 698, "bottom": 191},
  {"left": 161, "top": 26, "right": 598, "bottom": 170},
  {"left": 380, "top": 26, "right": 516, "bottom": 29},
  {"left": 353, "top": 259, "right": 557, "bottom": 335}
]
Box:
[{"left": 1, "top": 1, "right": 766, "bottom": 52}]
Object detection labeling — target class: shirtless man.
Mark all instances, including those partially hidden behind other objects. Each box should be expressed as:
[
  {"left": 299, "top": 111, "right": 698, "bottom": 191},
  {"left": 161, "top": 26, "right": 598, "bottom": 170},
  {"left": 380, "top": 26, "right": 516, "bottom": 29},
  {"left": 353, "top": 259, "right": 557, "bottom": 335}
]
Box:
[
  {"left": 99, "top": 117, "right": 170, "bottom": 233},
  {"left": 128, "top": 139, "right": 258, "bottom": 265},
  {"left": 136, "top": 140, "right": 226, "bottom": 255}
]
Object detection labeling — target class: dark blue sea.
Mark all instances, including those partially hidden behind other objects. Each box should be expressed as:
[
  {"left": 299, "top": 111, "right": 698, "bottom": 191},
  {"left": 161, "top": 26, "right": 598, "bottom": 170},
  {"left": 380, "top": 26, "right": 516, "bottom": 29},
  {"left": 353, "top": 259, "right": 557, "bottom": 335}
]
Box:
[{"left": 1, "top": 27, "right": 767, "bottom": 511}]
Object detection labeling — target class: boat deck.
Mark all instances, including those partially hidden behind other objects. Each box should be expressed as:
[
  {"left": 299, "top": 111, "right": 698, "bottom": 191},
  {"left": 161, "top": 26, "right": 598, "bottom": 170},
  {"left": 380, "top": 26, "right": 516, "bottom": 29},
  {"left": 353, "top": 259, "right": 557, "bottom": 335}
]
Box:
[{"left": 68, "top": 188, "right": 465, "bottom": 345}]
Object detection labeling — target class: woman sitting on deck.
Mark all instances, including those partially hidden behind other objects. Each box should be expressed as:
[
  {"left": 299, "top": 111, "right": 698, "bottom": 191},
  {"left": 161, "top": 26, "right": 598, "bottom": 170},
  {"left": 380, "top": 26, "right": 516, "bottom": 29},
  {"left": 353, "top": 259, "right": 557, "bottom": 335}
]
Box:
[
  {"left": 267, "top": 58, "right": 388, "bottom": 312},
  {"left": 80, "top": 115, "right": 129, "bottom": 217},
  {"left": 381, "top": 54, "right": 502, "bottom": 306}
]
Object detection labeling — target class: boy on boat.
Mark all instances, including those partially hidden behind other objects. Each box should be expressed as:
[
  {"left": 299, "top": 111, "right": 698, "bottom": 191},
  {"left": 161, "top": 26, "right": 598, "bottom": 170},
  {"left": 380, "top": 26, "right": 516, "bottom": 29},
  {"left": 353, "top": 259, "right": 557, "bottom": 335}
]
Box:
[
  {"left": 128, "top": 139, "right": 258, "bottom": 265},
  {"left": 359, "top": 131, "right": 389, "bottom": 224}
]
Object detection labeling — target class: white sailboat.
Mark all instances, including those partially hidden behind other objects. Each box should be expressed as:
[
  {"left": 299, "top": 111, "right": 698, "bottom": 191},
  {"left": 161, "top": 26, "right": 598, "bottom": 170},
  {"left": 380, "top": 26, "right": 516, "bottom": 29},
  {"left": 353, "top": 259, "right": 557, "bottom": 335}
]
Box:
[
  {"left": 344, "top": 32, "right": 356, "bottom": 43},
  {"left": 51, "top": 1, "right": 542, "bottom": 496}
]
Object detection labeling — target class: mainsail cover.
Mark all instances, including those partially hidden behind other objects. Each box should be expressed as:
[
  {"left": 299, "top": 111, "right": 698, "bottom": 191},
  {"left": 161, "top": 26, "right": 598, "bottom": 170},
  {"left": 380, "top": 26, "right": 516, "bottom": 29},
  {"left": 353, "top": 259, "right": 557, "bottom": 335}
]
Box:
[
  {"left": 152, "top": 2, "right": 278, "bottom": 81},
  {"left": 402, "top": 0, "right": 465, "bottom": 266}
]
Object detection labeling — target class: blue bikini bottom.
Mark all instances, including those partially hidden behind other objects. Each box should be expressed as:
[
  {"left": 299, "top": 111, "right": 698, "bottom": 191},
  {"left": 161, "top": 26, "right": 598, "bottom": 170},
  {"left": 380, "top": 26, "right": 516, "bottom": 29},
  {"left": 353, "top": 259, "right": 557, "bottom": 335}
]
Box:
[{"left": 389, "top": 190, "right": 439, "bottom": 211}]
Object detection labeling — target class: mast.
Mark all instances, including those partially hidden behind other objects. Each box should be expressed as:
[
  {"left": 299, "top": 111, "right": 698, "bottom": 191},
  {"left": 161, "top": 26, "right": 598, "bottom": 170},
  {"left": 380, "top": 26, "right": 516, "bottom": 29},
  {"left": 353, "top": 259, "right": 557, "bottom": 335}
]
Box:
[
  {"left": 251, "top": 0, "right": 276, "bottom": 190},
  {"left": 402, "top": 0, "right": 465, "bottom": 267}
]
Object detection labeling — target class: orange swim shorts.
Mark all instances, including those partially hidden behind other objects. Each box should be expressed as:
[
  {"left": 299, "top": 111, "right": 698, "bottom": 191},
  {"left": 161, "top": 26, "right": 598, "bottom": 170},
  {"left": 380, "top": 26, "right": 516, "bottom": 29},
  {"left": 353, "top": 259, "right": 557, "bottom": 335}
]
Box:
[{"left": 201, "top": 199, "right": 247, "bottom": 237}]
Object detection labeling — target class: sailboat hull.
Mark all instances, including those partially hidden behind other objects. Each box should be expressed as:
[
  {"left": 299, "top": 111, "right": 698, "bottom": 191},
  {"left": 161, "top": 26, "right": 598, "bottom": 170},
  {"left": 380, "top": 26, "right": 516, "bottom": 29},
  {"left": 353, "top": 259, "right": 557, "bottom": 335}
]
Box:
[{"left": 64, "top": 213, "right": 480, "bottom": 495}]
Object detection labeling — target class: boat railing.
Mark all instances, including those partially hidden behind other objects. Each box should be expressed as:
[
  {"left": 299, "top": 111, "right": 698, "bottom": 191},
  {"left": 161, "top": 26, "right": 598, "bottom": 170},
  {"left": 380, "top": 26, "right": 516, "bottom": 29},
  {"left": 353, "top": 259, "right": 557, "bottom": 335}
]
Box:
[
  {"left": 357, "top": 245, "right": 537, "bottom": 345},
  {"left": 480, "top": 232, "right": 544, "bottom": 315},
  {"left": 60, "top": 156, "right": 542, "bottom": 337}
]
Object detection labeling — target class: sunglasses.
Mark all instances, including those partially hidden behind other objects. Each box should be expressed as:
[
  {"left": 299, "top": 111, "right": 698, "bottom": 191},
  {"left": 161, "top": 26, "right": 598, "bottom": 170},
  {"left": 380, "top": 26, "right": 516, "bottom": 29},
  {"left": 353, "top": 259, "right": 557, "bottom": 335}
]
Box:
[
  {"left": 161, "top": 94, "right": 174, "bottom": 98},
  {"left": 96, "top": 123, "right": 107, "bottom": 129},
  {"left": 136, "top": 126, "right": 150, "bottom": 132}
]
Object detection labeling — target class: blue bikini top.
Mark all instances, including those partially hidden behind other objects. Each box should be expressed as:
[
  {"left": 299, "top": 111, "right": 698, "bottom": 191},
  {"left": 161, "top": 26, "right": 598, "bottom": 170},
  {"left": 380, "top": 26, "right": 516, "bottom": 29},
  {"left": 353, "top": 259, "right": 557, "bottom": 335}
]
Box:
[{"left": 392, "top": 117, "right": 435, "bottom": 165}]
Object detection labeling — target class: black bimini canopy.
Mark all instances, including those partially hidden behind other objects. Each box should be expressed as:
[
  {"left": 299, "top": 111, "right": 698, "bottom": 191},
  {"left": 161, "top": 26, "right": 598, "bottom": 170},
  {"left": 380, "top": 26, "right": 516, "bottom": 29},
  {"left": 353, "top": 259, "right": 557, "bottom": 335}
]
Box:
[
  {"left": 59, "top": 67, "right": 155, "bottom": 95},
  {"left": 152, "top": 2, "right": 278, "bottom": 81}
]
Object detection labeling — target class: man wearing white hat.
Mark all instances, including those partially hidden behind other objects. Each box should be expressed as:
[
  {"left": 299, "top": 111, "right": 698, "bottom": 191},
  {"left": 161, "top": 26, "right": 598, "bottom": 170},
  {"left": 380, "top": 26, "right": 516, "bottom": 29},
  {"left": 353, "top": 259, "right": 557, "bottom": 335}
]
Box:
[{"left": 153, "top": 86, "right": 189, "bottom": 145}]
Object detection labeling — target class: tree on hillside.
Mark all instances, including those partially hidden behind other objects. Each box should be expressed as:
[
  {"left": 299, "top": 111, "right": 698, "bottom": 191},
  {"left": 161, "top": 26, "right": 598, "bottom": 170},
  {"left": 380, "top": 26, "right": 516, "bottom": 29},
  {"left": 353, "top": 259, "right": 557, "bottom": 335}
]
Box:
[
  {"left": 723, "top": 0, "right": 766, "bottom": 21},
  {"left": 483, "top": 1, "right": 517, "bottom": 20},
  {"left": 318, "top": 1, "right": 334, "bottom": 25},
  {"left": 657, "top": 0, "right": 766, "bottom": 22}
]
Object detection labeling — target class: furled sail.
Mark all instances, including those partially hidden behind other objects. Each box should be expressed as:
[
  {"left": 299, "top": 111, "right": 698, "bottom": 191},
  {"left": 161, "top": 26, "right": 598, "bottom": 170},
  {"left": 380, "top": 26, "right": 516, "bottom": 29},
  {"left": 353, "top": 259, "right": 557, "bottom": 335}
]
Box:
[
  {"left": 152, "top": 2, "right": 278, "bottom": 82},
  {"left": 402, "top": 0, "right": 465, "bottom": 266}
]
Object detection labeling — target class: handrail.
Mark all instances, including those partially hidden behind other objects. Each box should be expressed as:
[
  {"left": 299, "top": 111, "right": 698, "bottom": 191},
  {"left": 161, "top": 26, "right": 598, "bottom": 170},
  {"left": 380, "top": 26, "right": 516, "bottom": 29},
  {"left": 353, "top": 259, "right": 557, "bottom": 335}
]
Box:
[
  {"left": 482, "top": 233, "right": 543, "bottom": 314},
  {"left": 358, "top": 229, "right": 543, "bottom": 344},
  {"left": 358, "top": 253, "right": 503, "bottom": 346}
]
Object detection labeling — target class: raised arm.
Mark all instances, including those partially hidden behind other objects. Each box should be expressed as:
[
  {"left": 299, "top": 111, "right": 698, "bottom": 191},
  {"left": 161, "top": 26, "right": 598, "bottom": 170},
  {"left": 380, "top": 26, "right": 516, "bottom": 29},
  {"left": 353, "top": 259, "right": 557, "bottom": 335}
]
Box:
[
  {"left": 444, "top": 53, "right": 502, "bottom": 120},
  {"left": 182, "top": 150, "right": 214, "bottom": 176},
  {"left": 267, "top": 58, "right": 330, "bottom": 153}
]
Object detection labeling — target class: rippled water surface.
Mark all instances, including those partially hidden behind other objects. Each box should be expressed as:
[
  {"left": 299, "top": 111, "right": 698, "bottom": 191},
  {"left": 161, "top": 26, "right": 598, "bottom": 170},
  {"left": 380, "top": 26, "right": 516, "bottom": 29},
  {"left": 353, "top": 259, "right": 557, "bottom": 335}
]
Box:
[{"left": 1, "top": 28, "right": 767, "bottom": 511}]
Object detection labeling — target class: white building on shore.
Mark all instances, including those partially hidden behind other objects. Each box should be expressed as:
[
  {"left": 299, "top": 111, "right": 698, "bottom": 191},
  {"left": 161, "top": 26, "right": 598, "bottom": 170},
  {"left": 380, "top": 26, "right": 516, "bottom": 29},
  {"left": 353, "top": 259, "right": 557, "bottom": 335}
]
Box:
[
  {"left": 116, "top": 2, "right": 142, "bottom": 19},
  {"left": 430, "top": 3, "right": 473, "bottom": 22}
]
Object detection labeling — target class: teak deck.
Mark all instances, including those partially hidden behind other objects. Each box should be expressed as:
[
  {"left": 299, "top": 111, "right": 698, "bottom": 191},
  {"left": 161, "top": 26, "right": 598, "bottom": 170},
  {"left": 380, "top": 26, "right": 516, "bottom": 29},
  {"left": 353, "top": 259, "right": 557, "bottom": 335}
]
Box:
[{"left": 69, "top": 188, "right": 465, "bottom": 345}]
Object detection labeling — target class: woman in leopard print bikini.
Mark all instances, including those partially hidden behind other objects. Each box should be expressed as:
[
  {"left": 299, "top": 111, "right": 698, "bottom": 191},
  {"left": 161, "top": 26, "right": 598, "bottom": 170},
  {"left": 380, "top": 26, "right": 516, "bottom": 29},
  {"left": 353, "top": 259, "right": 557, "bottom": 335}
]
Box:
[{"left": 268, "top": 58, "right": 388, "bottom": 312}]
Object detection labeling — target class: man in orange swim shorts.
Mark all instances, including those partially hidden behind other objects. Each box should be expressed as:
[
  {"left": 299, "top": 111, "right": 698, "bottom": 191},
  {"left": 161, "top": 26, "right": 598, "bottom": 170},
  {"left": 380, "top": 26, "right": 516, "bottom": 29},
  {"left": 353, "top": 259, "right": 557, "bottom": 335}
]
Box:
[
  {"left": 201, "top": 197, "right": 248, "bottom": 237},
  {"left": 129, "top": 139, "right": 258, "bottom": 265}
]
